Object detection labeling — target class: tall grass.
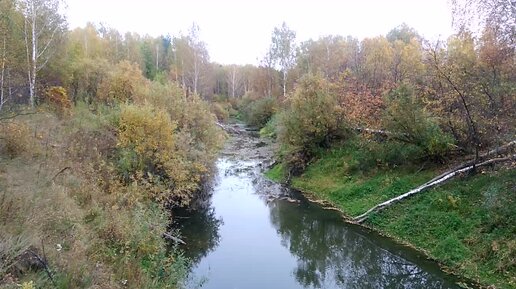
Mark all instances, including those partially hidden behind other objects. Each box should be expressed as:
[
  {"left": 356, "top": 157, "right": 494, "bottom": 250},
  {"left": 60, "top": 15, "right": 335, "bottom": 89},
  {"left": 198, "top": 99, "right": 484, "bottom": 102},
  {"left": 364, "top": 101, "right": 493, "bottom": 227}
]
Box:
[{"left": 0, "top": 109, "right": 190, "bottom": 288}]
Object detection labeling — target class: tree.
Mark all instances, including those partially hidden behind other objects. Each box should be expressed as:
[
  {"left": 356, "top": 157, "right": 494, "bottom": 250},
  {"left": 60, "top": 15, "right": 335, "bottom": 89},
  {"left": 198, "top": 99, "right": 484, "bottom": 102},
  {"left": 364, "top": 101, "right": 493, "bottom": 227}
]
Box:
[
  {"left": 0, "top": 0, "right": 16, "bottom": 110},
  {"left": 278, "top": 75, "right": 347, "bottom": 174},
  {"left": 387, "top": 23, "right": 420, "bottom": 44},
  {"left": 426, "top": 35, "right": 482, "bottom": 160},
  {"left": 452, "top": 0, "right": 515, "bottom": 45},
  {"left": 259, "top": 51, "right": 277, "bottom": 97},
  {"left": 360, "top": 36, "right": 394, "bottom": 91},
  {"left": 0, "top": 0, "right": 25, "bottom": 111},
  {"left": 226, "top": 64, "right": 242, "bottom": 98},
  {"left": 384, "top": 84, "right": 454, "bottom": 160},
  {"left": 172, "top": 24, "right": 211, "bottom": 98},
  {"left": 185, "top": 24, "right": 210, "bottom": 96},
  {"left": 19, "top": 0, "right": 66, "bottom": 107},
  {"left": 270, "top": 22, "right": 297, "bottom": 98}
]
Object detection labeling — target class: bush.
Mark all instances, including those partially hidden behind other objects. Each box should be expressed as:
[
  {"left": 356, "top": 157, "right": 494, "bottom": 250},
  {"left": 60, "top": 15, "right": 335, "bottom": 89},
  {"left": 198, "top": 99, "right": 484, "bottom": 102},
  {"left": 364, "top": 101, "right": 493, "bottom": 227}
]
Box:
[
  {"left": 259, "top": 113, "right": 278, "bottom": 138},
  {"left": 117, "top": 104, "right": 182, "bottom": 202},
  {"left": 384, "top": 85, "right": 455, "bottom": 161},
  {"left": 44, "top": 86, "right": 72, "bottom": 117},
  {"left": 98, "top": 61, "right": 148, "bottom": 104},
  {"left": 278, "top": 75, "right": 348, "bottom": 174},
  {"left": 0, "top": 121, "right": 32, "bottom": 158},
  {"left": 240, "top": 95, "right": 277, "bottom": 128},
  {"left": 117, "top": 99, "right": 223, "bottom": 206},
  {"left": 211, "top": 102, "right": 230, "bottom": 122},
  {"left": 67, "top": 57, "right": 110, "bottom": 103}
]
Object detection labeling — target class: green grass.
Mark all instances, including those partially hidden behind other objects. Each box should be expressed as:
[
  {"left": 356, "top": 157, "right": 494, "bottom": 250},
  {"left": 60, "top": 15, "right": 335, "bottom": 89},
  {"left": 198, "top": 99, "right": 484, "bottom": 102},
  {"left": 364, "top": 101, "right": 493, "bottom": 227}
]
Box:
[
  {"left": 290, "top": 138, "right": 436, "bottom": 216},
  {"left": 264, "top": 162, "right": 286, "bottom": 182},
  {"left": 267, "top": 137, "right": 515, "bottom": 288},
  {"left": 369, "top": 169, "right": 515, "bottom": 288}
]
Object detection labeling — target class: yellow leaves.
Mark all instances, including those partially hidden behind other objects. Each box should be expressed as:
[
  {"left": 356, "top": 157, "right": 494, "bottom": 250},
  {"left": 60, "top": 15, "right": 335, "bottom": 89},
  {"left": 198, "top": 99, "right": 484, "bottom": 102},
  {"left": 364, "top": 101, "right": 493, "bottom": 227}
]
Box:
[
  {"left": 447, "top": 195, "right": 460, "bottom": 209},
  {"left": 116, "top": 100, "right": 221, "bottom": 206},
  {"left": 0, "top": 121, "right": 32, "bottom": 158},
  {"left": 20, "top": 281, "right": 35, "bottom": 289},
  {"left": 44, "top": 86, "right": 72, "bottom": 118},
  {"left": 279, "top": 74, "right": 347, "bottom": 151},
  {"left": 118, "top": 104, "right": 176, "bottom": 163},
  {"left": 98, "top": 61, "right": 148, "bottom": 103}
]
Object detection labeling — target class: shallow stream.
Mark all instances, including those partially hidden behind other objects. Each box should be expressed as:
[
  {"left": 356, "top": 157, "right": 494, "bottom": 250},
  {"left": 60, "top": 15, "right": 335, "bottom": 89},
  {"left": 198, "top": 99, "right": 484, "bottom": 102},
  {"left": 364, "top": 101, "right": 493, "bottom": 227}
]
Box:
[{"left": 172, "top": 124, "right": 468, "bottom": 289}]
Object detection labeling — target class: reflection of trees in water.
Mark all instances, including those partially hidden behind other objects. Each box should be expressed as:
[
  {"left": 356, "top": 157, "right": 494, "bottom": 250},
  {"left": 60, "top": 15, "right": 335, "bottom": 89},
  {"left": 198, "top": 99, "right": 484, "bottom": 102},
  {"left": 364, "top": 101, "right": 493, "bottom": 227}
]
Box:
[
  {"left": 268, "top": 200, "right": 454, "bottom": 289},
  {"left": 170, "top": 162, "right": 222, "bottom": 267},
  {"left": 171, "top": 205, "right": 222, "bottom": 266}
]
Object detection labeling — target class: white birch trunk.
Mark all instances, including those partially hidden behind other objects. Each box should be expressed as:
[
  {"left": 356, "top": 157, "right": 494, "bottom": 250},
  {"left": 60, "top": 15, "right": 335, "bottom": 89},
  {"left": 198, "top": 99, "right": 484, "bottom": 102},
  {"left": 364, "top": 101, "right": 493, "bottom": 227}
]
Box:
[
  {"left": 193, "top": 51, "right": 199, "bottom": 95},
  {"left": 231, "top": 66, "right": 236, "bottom": 98},
  {"left": 354, "top": 151, "right": 516, "bottom": 223},
  {"left": 282, "top": 70, "right": 287, "bottom": 98},
  {"left": 30, "top": 1, "right": 37, "bottom": 108},
  {"left": 0, "top": 36, "right": 6, "bottom": 111}
]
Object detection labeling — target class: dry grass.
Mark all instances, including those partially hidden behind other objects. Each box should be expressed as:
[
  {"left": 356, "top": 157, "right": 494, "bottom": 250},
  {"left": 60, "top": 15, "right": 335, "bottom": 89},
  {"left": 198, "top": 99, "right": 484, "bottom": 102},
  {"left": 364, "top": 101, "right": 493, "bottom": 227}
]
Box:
[{"left": 0, "top": 108, "right": 188, "bottom": 289}]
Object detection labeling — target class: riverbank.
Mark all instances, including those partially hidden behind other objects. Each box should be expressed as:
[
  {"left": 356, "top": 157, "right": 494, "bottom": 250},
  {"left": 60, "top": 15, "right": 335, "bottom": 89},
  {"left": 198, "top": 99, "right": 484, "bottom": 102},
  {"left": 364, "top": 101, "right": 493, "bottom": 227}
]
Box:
[
  {"left": 0, "top": 100, "right": 222, "bottom": 288},
  {"left": 266, "top": 141, "right": 515, "bottom": 289}
]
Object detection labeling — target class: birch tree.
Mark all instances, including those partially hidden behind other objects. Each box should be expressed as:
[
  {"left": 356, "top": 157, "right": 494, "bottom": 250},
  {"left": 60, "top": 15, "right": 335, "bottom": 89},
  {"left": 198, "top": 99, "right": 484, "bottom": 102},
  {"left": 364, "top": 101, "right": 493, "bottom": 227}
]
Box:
[
  {"left": 19, "top": 0, "right": 66, "bottom": 107},
  {"left": 270, "top": 22, "right": 296, "bottom": 98},
  {"left": 0, "top": 0, "right": 24, "bottom": 111},
  {"left": 186, "top": 24, "right": 209, "bottom": 96},
  {"left": 226, "top": 64, "right": 242, "bottom": 98}
]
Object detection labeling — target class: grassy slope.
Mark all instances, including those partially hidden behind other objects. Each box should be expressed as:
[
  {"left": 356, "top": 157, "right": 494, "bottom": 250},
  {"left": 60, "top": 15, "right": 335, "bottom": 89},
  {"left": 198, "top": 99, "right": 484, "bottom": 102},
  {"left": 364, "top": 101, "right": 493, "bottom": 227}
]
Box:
[
  {"left": 266, "top": 140, "right": 515, "bottom": 288},
  {"left": 0, "top": 108, "right": 188, "bottom": 289}
]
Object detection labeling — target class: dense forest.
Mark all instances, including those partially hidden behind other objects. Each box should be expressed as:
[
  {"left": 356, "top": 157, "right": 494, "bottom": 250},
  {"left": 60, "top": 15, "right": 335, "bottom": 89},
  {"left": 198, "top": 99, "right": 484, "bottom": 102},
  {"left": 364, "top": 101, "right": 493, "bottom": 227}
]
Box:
[{"left": 0, "top": 0, "right": 514, "bottom": 288}]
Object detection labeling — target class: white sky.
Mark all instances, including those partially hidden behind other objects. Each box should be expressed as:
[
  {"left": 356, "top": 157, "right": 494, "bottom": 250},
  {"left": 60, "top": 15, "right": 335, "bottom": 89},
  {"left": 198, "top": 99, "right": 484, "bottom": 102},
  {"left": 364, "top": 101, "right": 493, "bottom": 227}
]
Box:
[{"left": 65, "top": 0, "right": 454, "bottom": 65}]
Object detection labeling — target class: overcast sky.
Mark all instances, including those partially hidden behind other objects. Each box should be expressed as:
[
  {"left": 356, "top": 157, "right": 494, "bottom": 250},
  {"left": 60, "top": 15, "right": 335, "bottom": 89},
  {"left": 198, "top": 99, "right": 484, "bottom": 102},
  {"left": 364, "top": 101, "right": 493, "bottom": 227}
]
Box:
[{"left": 65, "top": 0, "right": 454, "bottom": 65}]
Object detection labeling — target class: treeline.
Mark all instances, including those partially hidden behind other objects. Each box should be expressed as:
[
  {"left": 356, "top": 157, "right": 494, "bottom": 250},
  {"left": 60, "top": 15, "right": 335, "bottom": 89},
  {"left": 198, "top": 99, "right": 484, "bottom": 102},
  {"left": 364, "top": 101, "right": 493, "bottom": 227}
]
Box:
[
  {"left": 1, "top": 0, "right": 513, "bottom": 204},
  {"left": 0, "top": 2, "right": 285, "bottom": 109},
  {"left": 1, "top": 0, "right": 513, "bottom": 184},
  {"left": 253, "top": 1, "right": 515, "bottom": 174}
]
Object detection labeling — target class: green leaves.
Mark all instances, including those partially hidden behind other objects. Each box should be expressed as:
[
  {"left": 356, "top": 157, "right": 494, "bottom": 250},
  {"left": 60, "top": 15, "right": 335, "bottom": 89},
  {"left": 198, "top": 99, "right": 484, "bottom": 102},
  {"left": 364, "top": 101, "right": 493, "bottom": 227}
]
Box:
[{"left": 384, "top": 84, "right": 455, "bottom": 161}]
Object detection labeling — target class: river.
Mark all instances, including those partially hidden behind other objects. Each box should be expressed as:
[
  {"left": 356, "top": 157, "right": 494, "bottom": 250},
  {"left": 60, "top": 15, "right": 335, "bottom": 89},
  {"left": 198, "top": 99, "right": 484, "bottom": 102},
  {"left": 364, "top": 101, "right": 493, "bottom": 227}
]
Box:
[{"left": 172, "top": 124, "right": 469, "bottom": 289}]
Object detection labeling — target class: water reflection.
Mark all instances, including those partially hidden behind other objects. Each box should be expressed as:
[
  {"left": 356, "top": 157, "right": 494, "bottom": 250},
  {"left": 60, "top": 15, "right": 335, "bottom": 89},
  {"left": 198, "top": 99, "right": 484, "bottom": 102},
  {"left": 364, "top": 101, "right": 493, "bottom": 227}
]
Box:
[
  {"left": 172, "top": 205, "right": 222, "bottom": 265},
  {"left": 171, "top": 126, "right": 465, "bottom": 289},
  {"left": 268, "top": 198, "right": 455, "bottom": 288}
]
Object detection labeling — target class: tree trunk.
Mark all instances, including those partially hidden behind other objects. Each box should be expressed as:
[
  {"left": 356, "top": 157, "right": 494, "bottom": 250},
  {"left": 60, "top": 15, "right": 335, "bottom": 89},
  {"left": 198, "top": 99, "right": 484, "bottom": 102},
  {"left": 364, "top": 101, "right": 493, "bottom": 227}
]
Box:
[
  {"left": 353, "top": 146, "right": 515, "bottom": 223},
  {"left": 0, "top": 36, "right": 6, "bottom": 111},
  {"left": 30, "top": 6, "right": 37, "bottom": 108},
  {"left": 282, "top": 70, "right": 287, "bottom": 98}
]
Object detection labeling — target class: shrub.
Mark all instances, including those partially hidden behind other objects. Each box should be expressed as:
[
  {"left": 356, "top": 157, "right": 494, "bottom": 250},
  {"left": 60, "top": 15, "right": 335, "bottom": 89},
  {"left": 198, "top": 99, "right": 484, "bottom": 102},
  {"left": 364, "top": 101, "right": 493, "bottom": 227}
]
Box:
[
  {"left": 0, "top": 121, "right": 32, "bottom": 158},
  {"left": 211, "top": 102, "right": 229, "bottom": 122},
  {"left": 278, "top": 75, "right": 348, "bottom": 174},
  {"left": 98, "top": 61, "right": 148, "bottom": 104},
  {"left": 44, "top": 86, "right": 72, "bottom": 117},
  {"left": 117, "top": 104, "right": 175, "bottom": 177},
  {"left": 384, "top": 84, "right": 455, "bottom": 161},
  {"left": 116, "top": 100, "right": 223, "bottom": 206},
  {"left": 67, "top": 57, "right": 110, "bottom": 103},
  {"left": 259, "top": 113, "right": 278, "bottom": 138},
  {"left": 240, "top": 93, "right": 277, "bottom": 128}
]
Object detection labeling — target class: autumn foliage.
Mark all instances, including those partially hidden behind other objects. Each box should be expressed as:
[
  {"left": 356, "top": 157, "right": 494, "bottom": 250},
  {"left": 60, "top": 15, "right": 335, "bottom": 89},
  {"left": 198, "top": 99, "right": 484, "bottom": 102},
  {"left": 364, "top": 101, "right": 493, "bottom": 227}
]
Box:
[
  {"left": 0, "top": 121, "right": 32, "bottom": 158},
  {"left": 44, "top": 86, "right": 72, "bottom": 117},
  {"left": 278, "top": 75, "right": 348, "bottom": 174}
]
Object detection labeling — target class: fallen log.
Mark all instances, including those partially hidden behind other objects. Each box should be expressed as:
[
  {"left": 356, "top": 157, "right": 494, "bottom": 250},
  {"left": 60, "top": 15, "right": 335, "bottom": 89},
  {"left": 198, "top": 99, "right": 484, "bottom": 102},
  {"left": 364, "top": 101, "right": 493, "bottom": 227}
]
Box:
[
  {"left": 354, "top": 127, "right": 393, "bottom": 137},
  {"left": 163, "top": 232, "right": 186, "bottom": 245},
  {"left": 421, "top": 140, "right": 516, "bottom": 186},
  {"left": 216, "top": 122, "right": 240, "bottom": 134},
  {"left": 354, "top": 153, "right": 516, "bottom": 223}
]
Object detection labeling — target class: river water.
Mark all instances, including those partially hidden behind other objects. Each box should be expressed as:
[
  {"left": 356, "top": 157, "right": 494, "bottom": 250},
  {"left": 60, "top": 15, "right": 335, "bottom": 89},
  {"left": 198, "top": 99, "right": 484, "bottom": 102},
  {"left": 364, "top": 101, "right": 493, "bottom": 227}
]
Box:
[{"left": 172, "top": 124, "right": 468, "bottom": 289}]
